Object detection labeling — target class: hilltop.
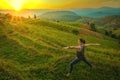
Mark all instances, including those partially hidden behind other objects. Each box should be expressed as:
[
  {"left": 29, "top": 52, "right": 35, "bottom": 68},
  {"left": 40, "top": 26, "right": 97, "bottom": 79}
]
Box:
[
  {"left": 0, "top": 13, "right": 120, "bottom": 80},
  {"left": 39, "top": 11, "right": 80, "bottom": 21}
]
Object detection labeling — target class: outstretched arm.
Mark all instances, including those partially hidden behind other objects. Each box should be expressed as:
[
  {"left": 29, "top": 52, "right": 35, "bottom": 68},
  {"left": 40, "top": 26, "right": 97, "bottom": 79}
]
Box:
[
  {"left": 85, "top": 43, "right": 100, "bottom": 47},
  {"left": 63, "top": 46, "right": 81, "bottom": 49}
]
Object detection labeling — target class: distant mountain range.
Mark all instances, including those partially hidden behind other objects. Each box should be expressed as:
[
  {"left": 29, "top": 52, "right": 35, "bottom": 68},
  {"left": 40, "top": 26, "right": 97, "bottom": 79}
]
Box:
[
  {"left": 38, "top": 7, "right": 120, "bottom": 21},
  {"left": 70, "top": 7, "right": 120, "bottom": 18},
  {"left": 0, "top": 7, "right": 120, "bottom": 19}
]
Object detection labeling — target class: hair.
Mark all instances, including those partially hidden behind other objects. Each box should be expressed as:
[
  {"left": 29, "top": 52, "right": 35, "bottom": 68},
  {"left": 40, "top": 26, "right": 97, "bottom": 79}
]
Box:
[{"left": 79, "top": 38, "right": 86, "bottom": 44}]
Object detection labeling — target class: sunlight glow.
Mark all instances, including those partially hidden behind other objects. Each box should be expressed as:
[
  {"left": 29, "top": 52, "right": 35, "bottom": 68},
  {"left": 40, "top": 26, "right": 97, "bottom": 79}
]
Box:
[
  {"left": 0, "top": 0, "right": 119, "bottom": 10},
  {"left": 9, "top": 0, "right": 25, "bottom": 11}
]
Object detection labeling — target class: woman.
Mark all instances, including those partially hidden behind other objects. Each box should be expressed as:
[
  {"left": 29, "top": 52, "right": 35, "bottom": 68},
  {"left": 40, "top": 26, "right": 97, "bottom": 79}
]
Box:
[{"left": 64, "top": 38, "right": 100, "bottom": 77}]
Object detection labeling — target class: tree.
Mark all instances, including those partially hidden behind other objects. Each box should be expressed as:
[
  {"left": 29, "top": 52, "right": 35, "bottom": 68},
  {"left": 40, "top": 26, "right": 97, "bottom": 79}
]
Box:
[
  {"left": 117, "top": 35, "right": 120, "bottom": 44},
  {"left": 72, "top": 29, "right": 79, "bottom": 35},
  {"left": 34, "top": 14, "right": 37, "bottom": 19},
  {"left": 111, "top": 34, "right": 116, "bottom": 38},
  {"left": 28, "top": 15, "right": 31, "bottom": 19},
  {"left": 90, "top": 23, "right": 96, "bottom": 31},
  {"left": 105, "top": 30, "right": 109, "bottom": 35}
]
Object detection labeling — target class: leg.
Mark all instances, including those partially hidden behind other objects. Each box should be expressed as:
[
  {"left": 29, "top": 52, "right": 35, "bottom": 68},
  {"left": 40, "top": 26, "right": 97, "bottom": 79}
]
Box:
[
  {"left": 83, "top": 58, "right": 92, "bottom": 68},
  {"left": 69, "top": 58, "right": 80, "bottom": 73}
]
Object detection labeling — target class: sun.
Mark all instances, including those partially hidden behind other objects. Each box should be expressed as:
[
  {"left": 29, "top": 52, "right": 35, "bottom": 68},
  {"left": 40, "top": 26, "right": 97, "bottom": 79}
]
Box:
[
  {"left": 13, "top": 4, "right": 22, "bottom": 11},
  {"left": 9, "top": 0, "right": 24, "bottom": 11}
]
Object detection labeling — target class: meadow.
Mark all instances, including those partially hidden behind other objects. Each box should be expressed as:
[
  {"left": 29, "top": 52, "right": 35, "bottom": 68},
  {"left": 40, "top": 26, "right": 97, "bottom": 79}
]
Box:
[{"left": 0, "top": 14, "right": 120, "bottom": 80}]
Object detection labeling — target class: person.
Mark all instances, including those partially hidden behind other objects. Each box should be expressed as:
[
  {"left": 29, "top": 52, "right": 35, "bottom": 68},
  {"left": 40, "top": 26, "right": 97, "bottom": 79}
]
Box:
[{"left": 63, "top": 38, "right": 100, "bottom": 77}]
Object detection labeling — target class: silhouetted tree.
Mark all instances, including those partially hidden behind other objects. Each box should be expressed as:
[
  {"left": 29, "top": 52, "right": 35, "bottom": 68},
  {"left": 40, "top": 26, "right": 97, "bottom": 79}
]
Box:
[
  {"left": 111, "top": 34, "right": 116, "bottom": 38},
  {"left": 105, "top": 30, "right": 109, "bottom": 35},
  {"left": 117, "top": 35, "right": 120, "bottom": 44},
  {"left": 34, "top": 14, "right": 37, "bottom": 19},
  {"left": 28, "top": 16, "right": 31, "bottom": 19},
  {"left": 90, "top": 23, "right": 96, "bottom": 31},
  {"left": 72, "top": 29, "right": 79, "bottom": 35}
]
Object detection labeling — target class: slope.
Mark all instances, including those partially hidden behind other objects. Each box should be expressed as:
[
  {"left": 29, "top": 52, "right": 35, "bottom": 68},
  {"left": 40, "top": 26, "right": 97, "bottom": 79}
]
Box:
[{"left": 0, "top": 17, "right": 120, "bottom": 80}]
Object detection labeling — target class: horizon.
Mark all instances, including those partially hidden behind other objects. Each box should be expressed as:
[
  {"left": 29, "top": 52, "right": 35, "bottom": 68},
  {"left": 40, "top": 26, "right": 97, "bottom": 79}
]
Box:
[{"left": 0, "top": 6, "right": 120, "bottom": 11}]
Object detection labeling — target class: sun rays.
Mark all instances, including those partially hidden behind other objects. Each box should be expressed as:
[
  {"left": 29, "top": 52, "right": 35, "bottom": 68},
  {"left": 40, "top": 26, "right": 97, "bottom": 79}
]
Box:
[{"left": 9, "top": 0, "right": 25, "bottom": 11}]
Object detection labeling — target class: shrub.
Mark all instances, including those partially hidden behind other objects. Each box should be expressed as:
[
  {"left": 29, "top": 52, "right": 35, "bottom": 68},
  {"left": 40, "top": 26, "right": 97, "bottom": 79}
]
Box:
[
  {"left": 90, "top": 23, "right": 97, "bottom": 31},
  {"left": 72, "top": 29, "right": 79, "bottom": 35}
]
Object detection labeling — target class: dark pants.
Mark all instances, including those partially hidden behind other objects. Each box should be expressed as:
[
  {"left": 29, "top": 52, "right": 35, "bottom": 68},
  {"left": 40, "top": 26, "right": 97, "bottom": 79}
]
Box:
[{"left": 69, "top": 57, "right": 92, "bottom": 73}]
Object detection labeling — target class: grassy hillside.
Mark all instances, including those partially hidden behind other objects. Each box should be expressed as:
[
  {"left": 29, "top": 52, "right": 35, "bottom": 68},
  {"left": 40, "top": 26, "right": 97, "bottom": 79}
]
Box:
[
  {"left": 78, "top": 15, "right": 120, "bottom": 28},
  {"left": 78, "top": 15, "right": 120, "bottom": 40},
  {"left": 0, "top": 14, "right": 120, "bottom": 80},
  {"left": 113, "top": 29, "right": 120, "bottom": 36},
  {"left": 112, "top": 29, "right": 120, "bottom": 39}
]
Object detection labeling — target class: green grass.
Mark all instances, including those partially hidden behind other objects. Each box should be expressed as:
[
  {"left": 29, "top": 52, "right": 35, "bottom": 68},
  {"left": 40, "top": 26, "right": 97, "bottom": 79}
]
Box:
[
  {"left": 0, "top": 17, "right": 120, "bottom": 80},
  {"left": 113, "top": 28, "right": 120, "bottom": 37}
]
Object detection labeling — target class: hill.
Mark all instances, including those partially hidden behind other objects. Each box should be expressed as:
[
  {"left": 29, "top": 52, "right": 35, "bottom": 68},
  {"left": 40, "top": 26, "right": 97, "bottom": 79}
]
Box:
[
  {"left": 39, "top": 11, "right": 81, "bottom": 21},
  {"left": 78, "top": 15, "right": 120, "bottom": 39},
  {"left": 79, "top": 15, "right": 120, "bottom": 28},
  {"left": 78, "top": 15, "right": 120, "bottom": 31},
  {"left": 71, "top": 7, "right": 120, "bottom": 18},
  {"left": 0, "top": 13, "right": 120, "bottom": 80}
]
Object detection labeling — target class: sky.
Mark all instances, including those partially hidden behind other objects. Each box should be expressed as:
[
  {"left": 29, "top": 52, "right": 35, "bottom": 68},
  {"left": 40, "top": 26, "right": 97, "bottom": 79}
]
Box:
[{"left": 0, "top": 0, "right": 120, "bottom": 10}]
